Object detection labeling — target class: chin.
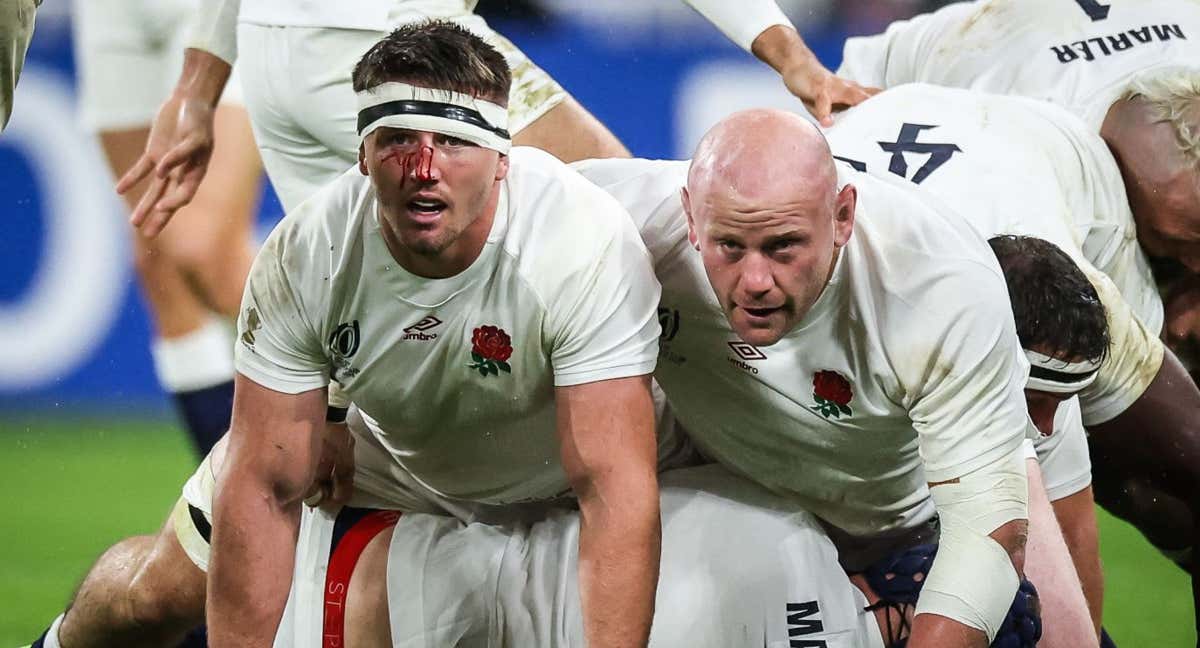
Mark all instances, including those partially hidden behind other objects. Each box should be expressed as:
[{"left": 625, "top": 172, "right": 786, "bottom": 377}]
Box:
[{"left": 734, "top": 326, "right": 784, "bottom": 348}]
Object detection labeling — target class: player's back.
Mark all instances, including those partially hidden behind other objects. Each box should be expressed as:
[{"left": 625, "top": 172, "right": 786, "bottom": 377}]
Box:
[
  {"left": 839, "top": 0, "right": 1200, "bottom": 127},
  {"left": 825, "top": 83, "right": 1161, "bottom": 334}
]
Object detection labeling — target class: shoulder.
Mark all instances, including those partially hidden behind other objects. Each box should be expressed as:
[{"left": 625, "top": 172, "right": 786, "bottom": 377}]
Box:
[
  {"left": 502, "top": 148, "right": 653, "bottom": 292},
  {"left": 255, "top": 168, "right": 372, "bottom": 284}
]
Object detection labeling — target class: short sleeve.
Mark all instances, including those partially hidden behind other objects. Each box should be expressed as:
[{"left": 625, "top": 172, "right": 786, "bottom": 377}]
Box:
[
  {"left": 1033, "top": 397, "right": 1093, "bottom": 501},
  {"left": 905, "top": 266, "right": 1032, "bottom": 483},
  {"left": 544, "top": 212, "right": 662, "bottom": 387},
  {"left": 1076, "top": 263, "right": 1164, "bottom": 425},
  {"left": 234, "top": 229, "right": 330, "bottom": 393}
]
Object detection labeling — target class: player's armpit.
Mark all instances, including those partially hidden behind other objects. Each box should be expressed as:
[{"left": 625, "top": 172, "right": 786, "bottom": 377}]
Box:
[
  {"left": 207, "top": 375, "right": 326, "bottom": 648},
  {"left": 555, "top": 374, "right": 660, "bottom": 648}
]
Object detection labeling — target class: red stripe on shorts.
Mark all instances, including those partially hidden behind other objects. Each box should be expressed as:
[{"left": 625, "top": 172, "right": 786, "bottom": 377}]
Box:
[{"left": 322, "top": 510, "right": 402, "bottom": 648}]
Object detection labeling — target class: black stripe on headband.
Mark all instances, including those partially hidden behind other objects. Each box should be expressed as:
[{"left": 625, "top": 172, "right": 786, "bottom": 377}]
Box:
[
  {"left": 1029, "top": 364, "right": 1099, "bottom": 385},
  {"left": 356, "top": 99, "right": 511, "bottom": 139}
]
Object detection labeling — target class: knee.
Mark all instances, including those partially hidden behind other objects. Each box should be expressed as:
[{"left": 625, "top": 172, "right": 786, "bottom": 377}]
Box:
[{"left": 125, "top": 548, "right": 205, "bottom": 632}]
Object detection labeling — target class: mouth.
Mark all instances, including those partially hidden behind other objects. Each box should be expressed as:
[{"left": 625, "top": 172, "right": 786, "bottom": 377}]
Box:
[
  {"left": 739, "top": 305, "right": 782, "bottom": 321},
  {"left": 405, "top": 196, "right": 448, "bottom": 224}
]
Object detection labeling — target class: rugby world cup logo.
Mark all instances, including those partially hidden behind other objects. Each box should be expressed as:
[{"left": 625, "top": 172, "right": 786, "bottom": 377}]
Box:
[{"left": 329, "top": 321, "right": 361, "bottom": 382}]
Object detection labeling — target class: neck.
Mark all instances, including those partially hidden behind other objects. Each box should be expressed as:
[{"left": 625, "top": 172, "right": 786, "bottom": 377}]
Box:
[{"left": 379, "top": 183, "right": 502, "bottom": 279}]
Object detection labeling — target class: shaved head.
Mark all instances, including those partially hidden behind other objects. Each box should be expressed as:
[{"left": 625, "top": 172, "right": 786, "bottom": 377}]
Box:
[
  {"left": 687, "top": 110, "right": 839, "bottom": 219},
  {"left": 682, "top": 109, "right": 856, "bottom": 347}
]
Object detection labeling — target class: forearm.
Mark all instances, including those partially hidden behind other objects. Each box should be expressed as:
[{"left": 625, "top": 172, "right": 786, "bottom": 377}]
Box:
[
  {"left": 206, "top": 464, "right": 303, "bottom": 646},
  {"left": 173, "top": 48, "right": 232, "bottom": 107},
  {"left": 577, "top": 480, "right": 661, "bottom": 648},
  {"left": 751, "top": 24, "right": 819, "bottom": 76}
]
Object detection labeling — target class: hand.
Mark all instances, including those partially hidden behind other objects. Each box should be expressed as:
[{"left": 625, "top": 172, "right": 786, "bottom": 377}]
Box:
[
  {"left": 116, "top": 92, "right": 217, "bottom": 237},
  {"left": 303, "top": 421, "right": 356, "bottom": 510},
  {"left": 780, "top": 57, "right": 879, "bottom": 127}
]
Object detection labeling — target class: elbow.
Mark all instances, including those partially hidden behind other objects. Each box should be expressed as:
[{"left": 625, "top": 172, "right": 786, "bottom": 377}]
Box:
[{"left": 989, "top": 517, "right": 1029, "bottom": 575}]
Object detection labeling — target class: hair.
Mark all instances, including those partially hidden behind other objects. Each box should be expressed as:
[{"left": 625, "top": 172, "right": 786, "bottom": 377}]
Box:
[
  {"left": 351, "top": 21, "right": 511, "bottom": 104},
  {"left": 988, "top": 235, "right": 1110, "bottom": 365},
  {"left": 1121, "top": 66, "right": 1200, "bottom": 173}
]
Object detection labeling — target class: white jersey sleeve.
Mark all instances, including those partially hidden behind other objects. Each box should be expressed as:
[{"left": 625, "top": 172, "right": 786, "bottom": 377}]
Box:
[
  {"left": 1032, "top": 397, "right": 1093, "bottom": 501},
  {"left": 234, "top": 217, "right": 330, "bottom": 393},
  {"left": 187, "top": 0, "right": 241, "bottom": 64},
  {"left": 528, "top": 159, "right": 663, "bottom": 387},
  {"left": 1077, "top": 261, "right": 1165, "bottom": 424},
  {"left": 836, "top": 2, "right": 978, "bottom": 89},
  {"left": 898, "top": 257, "right": 1033, "bottom": 482},
  {"left": 681, "top": 0, "right": 792, "bottom": 52}
]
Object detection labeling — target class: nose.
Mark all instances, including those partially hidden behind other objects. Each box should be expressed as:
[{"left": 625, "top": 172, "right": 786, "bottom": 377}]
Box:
[
  {"left": 403, "top": 145, "right": 438, "bottom": 182},
  {"left": 738, "top": 252, "right": 774, "bottom": 296}
]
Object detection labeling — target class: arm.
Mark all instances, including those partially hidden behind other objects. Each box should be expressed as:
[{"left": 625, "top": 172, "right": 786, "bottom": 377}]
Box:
[
  {"left": 909, "top": 449, "right": 1029, "bottom": 648},
  {"left": 116, "top": 48, "right": 231, "bottom": 236},
  {"left": 1051, "top": 486, "right": 1104, "bottom": 635},
  {"left": 681, "top": 0, "right": 875, "bottom": 126},
  {"left": 207, "top": 375, "right": 326, "bottom": 647},
  {"left": 556, "top": 374, "right": 661, "bottom": 648}
]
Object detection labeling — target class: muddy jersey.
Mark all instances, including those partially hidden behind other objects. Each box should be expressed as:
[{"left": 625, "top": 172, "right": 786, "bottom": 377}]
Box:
[
  {"left": 576, "top": 158, "right": 1032, "bottom": 537},
  {"left": 838, "top": 0, "right": 1200, "bottom": 130},
  {"left": 235, "top": 146, "right": 660, "bottom": 506},
  {"left": 824, "top": 83, "right": 1164, "bottom": 424}
]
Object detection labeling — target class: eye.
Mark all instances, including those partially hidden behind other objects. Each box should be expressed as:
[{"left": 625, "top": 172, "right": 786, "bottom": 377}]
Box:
[
  {"left": 438, "top": 134, "right": 474, "bottom": 148},
  {"left": 716, "top": 239, "right": 743, "bottom": 253}
]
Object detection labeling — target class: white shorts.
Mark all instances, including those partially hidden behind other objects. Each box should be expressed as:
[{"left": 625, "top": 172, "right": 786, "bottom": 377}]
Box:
[
  {"left": 1027, "top": 396, "right": 1093, "bottom": 502},
  {"left": 173, "top": 390, "right": 696, "bottom": 570},
  {"left": 236, "top": 13, "right": 568, "bottom": 212},
  {"left": 73, "top": 0, "right": 244, "bottom": 131},
  {"left": 274, "top": 465, "right": 886, "bottom": 648}
]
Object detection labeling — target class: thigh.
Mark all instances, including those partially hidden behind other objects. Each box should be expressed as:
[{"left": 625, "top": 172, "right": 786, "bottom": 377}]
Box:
[{"left": 74, "top": 0, "right": 190, "bottom": 131}]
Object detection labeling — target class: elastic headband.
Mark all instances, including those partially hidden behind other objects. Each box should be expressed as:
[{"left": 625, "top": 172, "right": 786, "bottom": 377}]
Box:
[
  {"left": 356, "top": 82, "right": 511, "bottom": 153},
  {"left": 1024, "top": 349, "right": 1101, "bottom": 394}
]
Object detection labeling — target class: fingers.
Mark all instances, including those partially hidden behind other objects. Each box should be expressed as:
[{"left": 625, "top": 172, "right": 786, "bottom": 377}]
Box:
[
  {"left": 129, "top": 174, "right": 168, "bottom": 229},
  {"left": 812, "top": 87, "right": 835, "bottom": 128},
  {"left": 328, "top": 434, "right": 356, "bottom": 507},
  {"left": 116, "top": 154, "right": 156, "bottom": 195}
]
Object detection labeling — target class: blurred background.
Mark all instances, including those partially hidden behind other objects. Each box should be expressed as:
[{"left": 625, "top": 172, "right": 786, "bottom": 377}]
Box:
[{"left": 0, "top": 0, "right": 1192, "bottom": 644}]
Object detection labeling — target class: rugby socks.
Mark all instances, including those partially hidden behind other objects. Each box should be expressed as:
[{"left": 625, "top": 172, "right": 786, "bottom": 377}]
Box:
[
  {"left": 151, "top": 318, "right": 236, "bottom": 456},
  {"left": 178, "top": 626, "right": 208, "bottom": 648},
  {"left": 1100, "top": 627, "right": 1118, "bottom": 648}
]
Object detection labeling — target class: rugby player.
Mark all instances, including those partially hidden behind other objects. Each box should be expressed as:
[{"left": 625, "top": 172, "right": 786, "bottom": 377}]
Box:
[
  {"left": 836, "top": 1, "right": 1200, "bottom": 626},
  {"left": 32, "top": 22, "right": 673, "bottom": 648},
  {"left": 578, "top": 110, "right": 1075, "bottom": 648},
  {"left": 116, "top": 0, "right": 874, "bottom": 233},
  {"left": 0, "top": 0, "right": 36, "bottom": 130},
  {"left": 73, "top": 0, "right": 263, "bottom": 458}
]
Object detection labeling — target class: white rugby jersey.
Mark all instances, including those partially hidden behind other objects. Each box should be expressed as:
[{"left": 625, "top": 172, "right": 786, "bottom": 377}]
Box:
[
  {"left": 838, "top": 0, "right": 1200, "bottom": 129},
  {"left": 235, "top": 147, "right": 661, "bottom": 506},
  {"left": 576, "top": 158, "right": 1032, "bottom": 537},
  {"left": 240, "top": 0, "right": 477, "bottom": 30},
  {"left": 824, "top": 84, "right": 1164, "bottom": 424}
]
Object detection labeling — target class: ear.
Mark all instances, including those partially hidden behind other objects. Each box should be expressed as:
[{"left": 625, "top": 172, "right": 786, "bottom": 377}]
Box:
[
  {"left": 682, "top": 187, "right": 700, "bottom": 250},
  {"left": 832, "top": 183, "right": 856, "bottom": 248},
  {"left": 358, "top": 142, "right": 369, "bottom": 176},
  {"left": 494, "top": 153, "right": 510, "bottom": 182}
]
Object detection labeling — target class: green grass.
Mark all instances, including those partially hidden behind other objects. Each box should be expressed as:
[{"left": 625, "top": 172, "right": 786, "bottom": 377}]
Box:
[{"left": 0, "top": 418, "right": 1193, "bottom": 645}]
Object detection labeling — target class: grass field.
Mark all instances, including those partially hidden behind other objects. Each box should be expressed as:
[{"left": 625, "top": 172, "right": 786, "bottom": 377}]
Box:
[{"left": 0, "top": 417, "right": 1194, "bottom": 646}]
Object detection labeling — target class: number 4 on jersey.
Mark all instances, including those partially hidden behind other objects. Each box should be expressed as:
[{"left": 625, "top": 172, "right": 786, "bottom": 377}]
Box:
[
  {"left": 834, "top": 123, "right": 962, "bottom": 185},
  {"left": 1074, "top": 0, "right": 1110, "bottom": 21}
]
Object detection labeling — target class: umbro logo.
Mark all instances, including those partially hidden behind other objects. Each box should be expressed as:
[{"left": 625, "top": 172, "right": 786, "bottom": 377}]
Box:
[
  {"left": 727, "top": 341, "right": 766, "bottom": 375},
  {"left": 727, "top": 341, "right": 767, "bottom": 361},
  {"left": 403, "top": 316, "right": 442, "bottom": 341}
]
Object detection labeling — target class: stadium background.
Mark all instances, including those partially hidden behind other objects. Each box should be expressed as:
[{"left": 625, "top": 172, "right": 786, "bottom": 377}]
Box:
[{"left": 0, "top": 0, "right": 1191, "bottom": 644}]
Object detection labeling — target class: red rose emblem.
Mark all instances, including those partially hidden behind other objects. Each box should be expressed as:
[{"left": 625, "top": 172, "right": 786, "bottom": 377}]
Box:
[
  {"left": 813, "top": 371, "right": 852, "bottom": 406},
  {"left": 468, "top": 325, "right": 513, "bottom": 377},
  {"left": 810, "top": 370, "right": 853, "bottom": 419},
  {"left": 472, "top": 325, "right": 513, "bottom": 361}
]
